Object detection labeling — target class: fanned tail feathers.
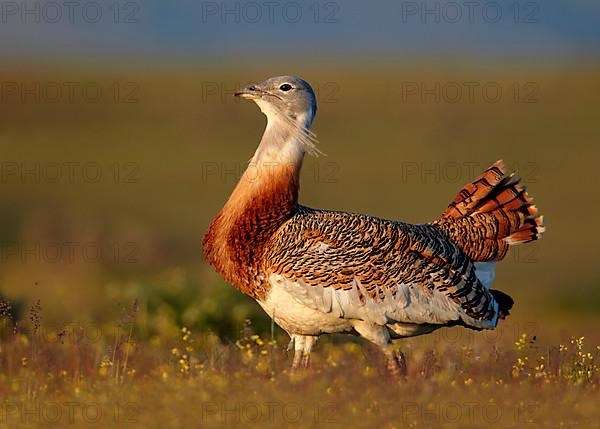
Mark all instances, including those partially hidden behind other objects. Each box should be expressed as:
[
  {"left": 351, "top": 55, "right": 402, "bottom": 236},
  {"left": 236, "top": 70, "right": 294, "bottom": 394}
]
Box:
[{"left": 435, "top": 160, "right": 545, "bottom": 262}]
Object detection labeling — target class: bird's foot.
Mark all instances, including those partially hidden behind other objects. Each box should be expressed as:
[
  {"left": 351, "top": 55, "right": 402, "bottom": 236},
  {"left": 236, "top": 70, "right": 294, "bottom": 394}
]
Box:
[{"left": 386, "top": 349, "right": 408, "bottom": 381}]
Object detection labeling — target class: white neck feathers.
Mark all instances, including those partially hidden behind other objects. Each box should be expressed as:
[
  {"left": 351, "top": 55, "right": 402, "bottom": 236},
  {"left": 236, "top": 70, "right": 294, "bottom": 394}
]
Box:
[{"left": 249, "top": 104, "right": 318, "bottom": 167}]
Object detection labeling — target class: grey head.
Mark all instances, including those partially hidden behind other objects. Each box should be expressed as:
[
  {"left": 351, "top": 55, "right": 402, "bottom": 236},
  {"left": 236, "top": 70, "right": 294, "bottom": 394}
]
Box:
[{"left": 235, "top": 76, "right": 317, "bottom": 127}]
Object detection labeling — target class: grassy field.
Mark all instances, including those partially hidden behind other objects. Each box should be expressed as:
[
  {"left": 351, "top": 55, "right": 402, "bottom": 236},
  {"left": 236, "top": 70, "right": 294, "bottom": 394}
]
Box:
[
  {"left": 1, "top": 63, "right": 600, "bottom": 427},
  {"left": 0, "top": 302, "right": 599, "bottom": 428}
]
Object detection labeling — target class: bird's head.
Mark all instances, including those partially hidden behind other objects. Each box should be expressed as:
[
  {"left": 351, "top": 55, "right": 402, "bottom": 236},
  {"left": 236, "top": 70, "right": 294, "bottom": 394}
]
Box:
[{"left": 235, "top": 76, "right": 317, "bottom": 128}]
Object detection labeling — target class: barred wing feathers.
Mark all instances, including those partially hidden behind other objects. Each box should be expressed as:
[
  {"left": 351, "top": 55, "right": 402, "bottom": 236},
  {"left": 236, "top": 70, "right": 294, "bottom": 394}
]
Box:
[{"left": 262, "top": 208, "right": 500, "bottom": 330}]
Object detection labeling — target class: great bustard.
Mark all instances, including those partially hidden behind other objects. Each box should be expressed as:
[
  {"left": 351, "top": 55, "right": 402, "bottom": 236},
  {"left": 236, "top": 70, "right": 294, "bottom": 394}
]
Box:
[{"left": 203, "top": 76, "right": 545, "bottom": 377}]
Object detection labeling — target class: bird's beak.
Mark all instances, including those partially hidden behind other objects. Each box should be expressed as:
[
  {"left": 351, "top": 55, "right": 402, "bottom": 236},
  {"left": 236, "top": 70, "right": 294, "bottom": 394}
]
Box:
[{"left": 234, "top": 84, "right": 263, "bottom": 99}]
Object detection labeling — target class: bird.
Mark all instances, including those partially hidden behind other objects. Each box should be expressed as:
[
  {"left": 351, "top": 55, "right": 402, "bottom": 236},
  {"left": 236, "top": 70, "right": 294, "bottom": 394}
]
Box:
[{"left": 202, "top": 76, "right": 545, "bottom": 378}]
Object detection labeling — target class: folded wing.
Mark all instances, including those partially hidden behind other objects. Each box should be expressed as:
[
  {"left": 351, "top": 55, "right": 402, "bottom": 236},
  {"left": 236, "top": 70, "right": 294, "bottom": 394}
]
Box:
[{"left": 262, "top": 208, "right": 500, "bottom": 330}]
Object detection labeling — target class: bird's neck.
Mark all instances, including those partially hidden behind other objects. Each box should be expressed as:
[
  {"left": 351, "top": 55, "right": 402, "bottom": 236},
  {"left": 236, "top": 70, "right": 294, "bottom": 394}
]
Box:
[
  {"left": 203, "top": 113, "right": 311, "bottom": 298},
  {"left": 230, "top": 112, "right": 308, "bottom": 215}
]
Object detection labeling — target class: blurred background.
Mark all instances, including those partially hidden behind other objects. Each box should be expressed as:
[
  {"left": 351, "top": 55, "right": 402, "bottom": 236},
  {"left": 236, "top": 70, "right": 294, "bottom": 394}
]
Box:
[{"left": 1, "top": 0, "right": 599, "bottom": 342}]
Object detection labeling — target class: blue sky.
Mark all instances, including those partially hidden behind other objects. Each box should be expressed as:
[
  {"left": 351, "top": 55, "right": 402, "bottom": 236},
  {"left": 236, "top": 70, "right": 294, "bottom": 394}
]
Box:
[{"left": 1, "top": 0, "right": 599, "bottom": 64}]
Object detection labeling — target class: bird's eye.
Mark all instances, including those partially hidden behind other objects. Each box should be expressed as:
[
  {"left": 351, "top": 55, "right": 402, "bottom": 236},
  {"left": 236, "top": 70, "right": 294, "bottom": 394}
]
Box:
[{"left": 279, "top": 84, "right": 292, "bottom": 91}]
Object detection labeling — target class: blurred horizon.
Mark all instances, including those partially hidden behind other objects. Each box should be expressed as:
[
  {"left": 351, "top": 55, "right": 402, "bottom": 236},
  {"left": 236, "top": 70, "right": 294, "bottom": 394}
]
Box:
[
  {"left": 1, "top": 0, "right": 599, "bottom": 342},
  {"left": 1, "top": 0, "right": 600, "bottom": 65},
  {"left": 2, "top": 63, "right": 600, "bottom": 339}
]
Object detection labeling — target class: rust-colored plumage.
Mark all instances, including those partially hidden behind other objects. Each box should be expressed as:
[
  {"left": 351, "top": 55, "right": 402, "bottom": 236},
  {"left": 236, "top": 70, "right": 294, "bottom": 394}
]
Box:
[
  {"left": 203, "top": 163, "right": 299, "bottom": 299},
  {"left": 435, "top": 160, "right": 544, "bottom": 261}
]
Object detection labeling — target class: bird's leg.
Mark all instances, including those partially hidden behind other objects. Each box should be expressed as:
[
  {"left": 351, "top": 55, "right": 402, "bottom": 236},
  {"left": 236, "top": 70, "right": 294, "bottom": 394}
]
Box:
[
  {"left": 301, "top": 336, "right": 318, "bottom": 368},
  {"left": 353, "top": 321, "right": 407, "bottom": 381},
  {"left": 290, "top": 334, "right": 305, "bottom": 371},
  {"left": 289, "top": 334, "right": 318, "bottom": 371}
]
